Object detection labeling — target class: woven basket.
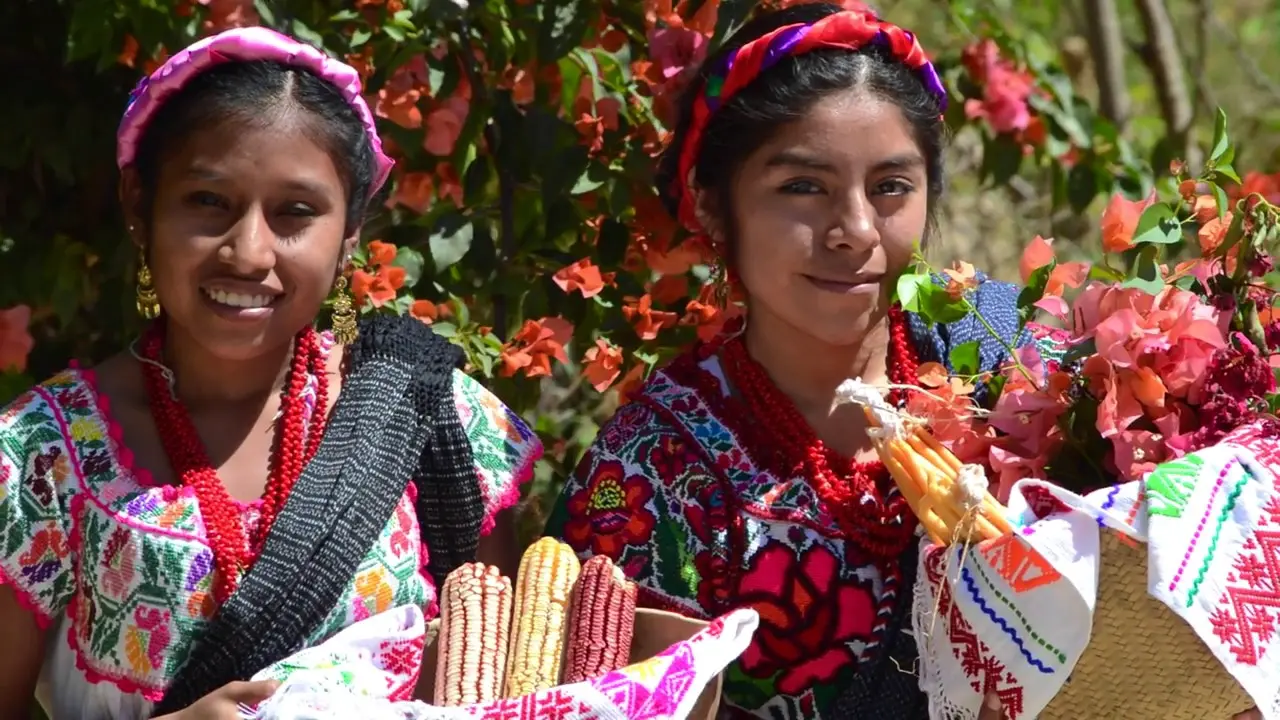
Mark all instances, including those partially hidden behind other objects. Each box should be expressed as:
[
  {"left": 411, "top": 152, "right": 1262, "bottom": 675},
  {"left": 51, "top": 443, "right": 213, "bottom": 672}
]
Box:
[{"left": 1039, "top": 530, "right": 1254, "bottom": 719}]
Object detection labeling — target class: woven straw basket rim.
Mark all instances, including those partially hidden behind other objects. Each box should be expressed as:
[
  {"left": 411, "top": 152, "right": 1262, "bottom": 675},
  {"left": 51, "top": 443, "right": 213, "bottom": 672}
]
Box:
[{"left": 1039, "top": 530, "right": 1253, "bottom": 719}]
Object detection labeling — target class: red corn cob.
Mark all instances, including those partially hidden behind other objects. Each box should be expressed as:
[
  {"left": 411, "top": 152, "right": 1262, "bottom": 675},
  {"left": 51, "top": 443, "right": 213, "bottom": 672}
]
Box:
[{"left": 562, "top": 554, "right": 637, "bottom": 683}]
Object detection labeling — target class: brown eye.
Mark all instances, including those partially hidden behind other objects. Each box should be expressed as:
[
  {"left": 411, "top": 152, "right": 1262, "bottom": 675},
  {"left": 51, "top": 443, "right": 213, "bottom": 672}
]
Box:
[
  {"left": 187, "top": 191, "right": 228, "bottom": 209},
  {"left": 874, "top": 179, "right": 914, "bottom": 196},
  {"left": 780, "top": 179, "right": 824, "bottom": 194}
]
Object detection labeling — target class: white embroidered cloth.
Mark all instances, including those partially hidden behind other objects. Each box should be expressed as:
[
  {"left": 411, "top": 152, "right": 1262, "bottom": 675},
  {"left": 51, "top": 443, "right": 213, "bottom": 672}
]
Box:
[
  {"left": 239, "top": 604, "right": 758, "bottom": 720},
  {"left": 912, "top": 421, "right": 1280, "bottom": 719}
]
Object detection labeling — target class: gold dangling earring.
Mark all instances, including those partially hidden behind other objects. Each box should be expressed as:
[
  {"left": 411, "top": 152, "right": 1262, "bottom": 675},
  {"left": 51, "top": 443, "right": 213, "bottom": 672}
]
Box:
[
  {"left": 135, "top": 247, "right": 161, "bottom": 320},
  {"left": 330, "top": 274, "right": 358, "bottom": 345}
]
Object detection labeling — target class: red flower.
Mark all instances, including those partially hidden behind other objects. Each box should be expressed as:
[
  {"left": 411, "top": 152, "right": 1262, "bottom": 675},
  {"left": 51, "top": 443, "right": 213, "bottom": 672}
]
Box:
[
  {"left": 645, "top": 435, "right": 703, "bottom": 484},
  {"left": 562, "top": 460, "right": 657, "bottom": 558},
  {"left": 735, "top": 543, "right": 875, "bottom": 695},
  {"left": 694, "top": 550, "right": 732, "bottom": 611}
]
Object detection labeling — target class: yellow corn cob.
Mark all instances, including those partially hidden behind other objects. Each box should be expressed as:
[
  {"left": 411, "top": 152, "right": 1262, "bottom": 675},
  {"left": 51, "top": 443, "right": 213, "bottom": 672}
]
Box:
[
  {"left": 503, "top": 537, "right": 581, "bottom": 697},
  {"left": 864, "top": 408, "right": 1014, "bottom": 546},
  {"left": 563, "top": 554, "right": 637, "bottom": 683},
  {"left": 434, "top": 563, "right": 513, "bottom": 707}
]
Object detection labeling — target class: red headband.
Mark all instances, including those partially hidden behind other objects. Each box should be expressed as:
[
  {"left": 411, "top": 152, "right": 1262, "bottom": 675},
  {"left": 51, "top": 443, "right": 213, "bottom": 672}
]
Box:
[{"left": 674, "top": 10, "right": 945, "bottom": 233}]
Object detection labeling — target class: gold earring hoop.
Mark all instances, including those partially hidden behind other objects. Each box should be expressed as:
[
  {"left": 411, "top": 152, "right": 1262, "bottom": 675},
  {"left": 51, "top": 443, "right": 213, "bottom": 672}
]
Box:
[
  {"left": 330, "top": 274, "right": 358, "bottom": 345},
  {"left": 135, "top": 248, "right": 161, "bottom": 320}
]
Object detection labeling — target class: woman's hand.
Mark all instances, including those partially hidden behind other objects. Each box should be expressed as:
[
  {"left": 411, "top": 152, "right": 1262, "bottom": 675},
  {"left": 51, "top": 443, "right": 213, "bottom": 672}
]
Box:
[
  {"left": 979, "top": 695, "right": 1263, "bottom": 720},
  {"left": 152, "top": 680, "right": 280, "bottom": 719}
]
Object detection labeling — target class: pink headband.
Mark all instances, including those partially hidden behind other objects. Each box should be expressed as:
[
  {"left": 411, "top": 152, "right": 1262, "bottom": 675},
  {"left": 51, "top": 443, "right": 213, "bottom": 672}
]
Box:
[{"left": 116, "top": 26, "right": 394, "bottom": 198}]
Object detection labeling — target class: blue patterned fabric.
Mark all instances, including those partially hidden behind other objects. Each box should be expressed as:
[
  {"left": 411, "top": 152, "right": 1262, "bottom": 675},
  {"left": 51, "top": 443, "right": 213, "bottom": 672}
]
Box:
[{"left": 905, "top": 272, "right": 1030, "bottom": 406}]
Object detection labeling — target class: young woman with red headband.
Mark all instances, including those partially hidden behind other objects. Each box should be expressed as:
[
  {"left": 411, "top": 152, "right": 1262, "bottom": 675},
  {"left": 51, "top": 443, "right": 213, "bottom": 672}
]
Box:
[
  {"left": 0, "top": 28, "right": 538, "bottom": 720},
  {"left": 547, "top": 4, "right": 1262, "bottom": 719}
]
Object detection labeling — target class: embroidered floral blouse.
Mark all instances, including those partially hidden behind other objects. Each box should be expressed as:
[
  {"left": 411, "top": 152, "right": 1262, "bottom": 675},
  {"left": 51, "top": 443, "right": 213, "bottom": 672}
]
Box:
[
  {"left": 0, "top": 338, "right": 541, "bottom": 720},
  {"left": 546, "top": 286, "right": 1058, "bottom": 719}
]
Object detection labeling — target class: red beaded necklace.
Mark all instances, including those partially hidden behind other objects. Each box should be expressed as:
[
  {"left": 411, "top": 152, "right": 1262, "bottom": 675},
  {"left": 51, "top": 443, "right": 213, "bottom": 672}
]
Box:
[
  {"left": 139, "top": 323, "right": 330, "bottom": 604},
  {"left": 718, "top": 305, "right": 922, "bottom": 562}
]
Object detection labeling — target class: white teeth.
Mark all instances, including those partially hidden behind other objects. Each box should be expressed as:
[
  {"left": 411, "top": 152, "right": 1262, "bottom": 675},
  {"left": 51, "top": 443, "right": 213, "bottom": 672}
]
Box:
[{"left": 203, "top": 288, "right": 275, "bottom": 309}]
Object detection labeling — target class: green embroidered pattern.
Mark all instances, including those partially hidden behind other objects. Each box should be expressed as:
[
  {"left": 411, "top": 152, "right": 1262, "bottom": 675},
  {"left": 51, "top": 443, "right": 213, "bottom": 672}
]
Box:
[{"left": 1144, "top": 453, "right": 1206, "bottom": 519}]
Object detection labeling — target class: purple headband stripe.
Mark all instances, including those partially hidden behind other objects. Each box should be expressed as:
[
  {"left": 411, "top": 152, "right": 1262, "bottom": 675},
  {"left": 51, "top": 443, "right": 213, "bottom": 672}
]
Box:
[{"left": 116, "top": 27, "right": 394, "bottom": 198}]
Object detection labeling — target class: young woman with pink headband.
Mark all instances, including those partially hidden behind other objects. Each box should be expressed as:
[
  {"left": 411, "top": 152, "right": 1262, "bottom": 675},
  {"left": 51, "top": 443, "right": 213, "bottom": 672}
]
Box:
[
  {"left": 545, "top": 4, "right": 1257, "bottom": 719},
  {"left": 0, "top": 27, "right": 539, "bottom": 719}
]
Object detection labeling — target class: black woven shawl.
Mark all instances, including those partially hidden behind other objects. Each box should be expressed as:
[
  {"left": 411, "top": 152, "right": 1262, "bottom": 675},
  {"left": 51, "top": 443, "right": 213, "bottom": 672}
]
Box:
[{"left": 153, "top": 314, "right": 485, "bottom": 714}]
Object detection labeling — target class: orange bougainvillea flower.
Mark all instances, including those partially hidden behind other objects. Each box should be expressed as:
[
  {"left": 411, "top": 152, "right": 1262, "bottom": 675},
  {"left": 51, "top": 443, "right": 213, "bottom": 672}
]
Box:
[
  {"left": 942, "top": 261, "right": 979, "bottom": 299},
  {"left": 374, "top": 63, "right": 424, "bottom": 130},
  {"left": 197, "top": 0, "right": 259, "bottom": 33},
  {"left": 366, "top": 240, "right": 398, "bottom": 267},
  {"left": 614, "top": 363, "right": 649, "bottom": 405},
  {"left": 1198, "top": 212, "right": 1233, "bottom": 255},
  {"left": 499, "top": 317, "right": 574, "bottom": 378},
  {"left": 435, "top": 162, "right": 464, "bottom": 207},
  {"left": 388, "top": 172, "right": 434, "bottom": 215},
  {"left": 118, "top": 35, "right": 140, "bottom": 68},
  {"left": 1100, "top": 191, "right": 1156, "bottom": 254},
  {"left": 649, "top": 274, "right": 689, "bottom": 305},
  {"left": 1191, "top": 193, "right": 1218, "bottom": 224},
  {"left": 623, "top": 294, "right": 679, "bottom": 341},
  {"left": 582, "top": 338, "right": 625, "bottom": 392},
  {"left": 0, "top": 305, "right": 35, "bottom": 373},
  {"left": 410, "top": 299, "right": 440, "bottom": 324},
  {"left": 552, "top": 258, "right": 607, "bottom": 299},
  {"left": 1018, "top": 235, "right": 1088, "bottom": 318},
  {"left": 351, "top": 266, "right": 406, "bottom": 309}
]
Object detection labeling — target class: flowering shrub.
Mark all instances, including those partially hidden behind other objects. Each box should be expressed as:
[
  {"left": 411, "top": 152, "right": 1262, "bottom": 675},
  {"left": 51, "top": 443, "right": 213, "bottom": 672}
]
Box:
[
  {"left": 1, "top": 0, "right": 1277, "bottom": 532},
  {"left": 900, "top": 113, "right": 1280, "bottom": 499}
]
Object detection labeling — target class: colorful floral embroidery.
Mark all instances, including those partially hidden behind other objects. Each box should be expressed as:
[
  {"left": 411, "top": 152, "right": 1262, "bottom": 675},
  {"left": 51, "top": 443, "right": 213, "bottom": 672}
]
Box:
[
  {"left": 0, "top": 360, "right": 540, "bottom": 716},
  {"left": 546, "top": 353, "right": 886, "bottom": 717},
  {"left": 561, "top": 459, "right": 658, "bottom": 558}
]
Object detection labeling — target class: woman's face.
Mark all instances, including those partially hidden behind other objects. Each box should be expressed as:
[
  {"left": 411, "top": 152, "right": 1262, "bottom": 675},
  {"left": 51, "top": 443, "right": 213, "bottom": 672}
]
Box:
[
  {"left": 725, "top": 89, "right": 930, "bottom": 347},
  {"left": 123, "top": 118, "right": 353, "bottom": 362}
]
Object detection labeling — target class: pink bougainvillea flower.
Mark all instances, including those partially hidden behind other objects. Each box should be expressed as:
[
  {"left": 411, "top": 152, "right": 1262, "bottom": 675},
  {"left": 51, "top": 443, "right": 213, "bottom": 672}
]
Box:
[
  {"left": 648, "top": 26, "right": 708, "bottom": 83},
  {"left": 0, "top": 305, "right": 35, "bottom": 373},
  {"left": 1110, "top": 429, "right": 1168, "bottom": 482},
  {"left": 961, "top": 39, "right": 1035, "bottom": 135}
]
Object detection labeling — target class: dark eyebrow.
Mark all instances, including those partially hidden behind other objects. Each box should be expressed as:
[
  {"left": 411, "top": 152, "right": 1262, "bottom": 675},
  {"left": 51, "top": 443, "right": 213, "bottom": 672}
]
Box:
[
  {"left": 183, "top": 165, "right": 330, "bottom": 196},
  {"left": 763, "top": 150, "right": 927, "bottom": 174},
  {"left": 764, "top": 150, "right": 838, "bottom": 172},
  {"left": 872, "top": 154, "right": 926, "bottom": 173}
]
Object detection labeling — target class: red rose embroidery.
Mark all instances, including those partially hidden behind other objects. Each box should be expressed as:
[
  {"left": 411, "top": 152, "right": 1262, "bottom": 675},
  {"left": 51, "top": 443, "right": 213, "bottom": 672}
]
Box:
[{"left": 734, "top": 543, "right": 875, "bottom": 695}]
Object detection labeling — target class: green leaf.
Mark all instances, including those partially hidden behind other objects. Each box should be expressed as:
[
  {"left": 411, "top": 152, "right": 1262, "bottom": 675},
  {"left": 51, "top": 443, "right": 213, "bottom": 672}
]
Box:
[
  {"left": 1066, "top": 163, "right": 1099, "bottom": 213},
  {"left": 979, "top": 133, "right": 1024, "bottom": 187},
  {"left": 1088, "top": 264, "right": 1126, "bottom": 283},
  {"left": 949, "top": 341, "right": 981, "bottom": 377},
  {"left": 1131, "top": 203, "right": 1181, "bottom": 245},
  {"left": 1212, "top": 183, "right": 1231, "bottom": 218},
  {"left": 431, "top": 322, "right": 458, "bottom": 339},
  {"left": 393, "top": 246, "right": 425, "bottom": 288},
  {"left": 1016, "top": 262, "right": 1053, "bottom": 324},
  {"left": 919, "top": 284, "right": 971, "bottom": 325},
  {"left": 429, "top": 218, "right": 474, "bottom": 271},
  {"left": 1122, "top": 244, "right": 1164, "bottom": 294},
  {"left": 1210, "top": 108, "right": 1231, "bottom": 165},
  {"left": 1061, "top": 337, "right": 1097, "bottom": 367},
  {"left": 895, "top": 272, "right": 931, "bottom": 314},
  {"left": 537, "top": 0, "right": 591, "bottom": 62}
]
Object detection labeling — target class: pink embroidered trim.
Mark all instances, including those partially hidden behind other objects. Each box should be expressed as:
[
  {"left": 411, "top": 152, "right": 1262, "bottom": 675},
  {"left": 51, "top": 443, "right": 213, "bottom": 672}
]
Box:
[
  {"left": 478, "top": 442, "right": 543, "bottom": 537},
  {"left": 0, "top": 563, "right": 54, "bottom": 630}
]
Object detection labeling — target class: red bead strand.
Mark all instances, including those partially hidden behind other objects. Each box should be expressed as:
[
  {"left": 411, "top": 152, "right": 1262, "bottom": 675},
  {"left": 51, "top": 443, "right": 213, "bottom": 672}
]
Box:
[
  {"left": 139, "top": 324, "right": 329, "bottom": 604},
  {"left": 718, "top": 305, "right": 922, "bottom": 562}
]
